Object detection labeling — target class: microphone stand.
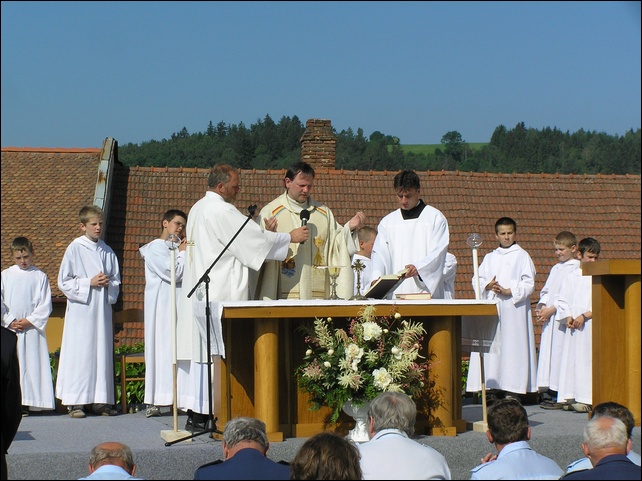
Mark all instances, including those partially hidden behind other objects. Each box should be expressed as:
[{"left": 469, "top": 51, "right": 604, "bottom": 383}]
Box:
[{"left": 166, "top": 205, "right": 257, "bottom": 446}]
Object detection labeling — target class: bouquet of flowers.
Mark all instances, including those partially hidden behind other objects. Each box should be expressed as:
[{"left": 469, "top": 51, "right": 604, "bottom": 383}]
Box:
[{"left": 296, "top": 304, "right": 430, "bottom": 423}]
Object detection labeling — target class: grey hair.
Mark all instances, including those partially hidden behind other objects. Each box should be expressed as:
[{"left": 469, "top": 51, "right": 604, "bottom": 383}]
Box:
[
  {"left": 367, "top": 391, "right": 416, "bottom": 436},
  {"left": 583, "top": 416, "right": 628, "bottom": 452},
  {"left": 89, "top": 443, "right": 135, "bottom": 472},
  {"left": 223, "top": 417, "right": 269, "bottom": 450},
  {"left": 208, "top": 164, "right": 237, "bottom": 188}
]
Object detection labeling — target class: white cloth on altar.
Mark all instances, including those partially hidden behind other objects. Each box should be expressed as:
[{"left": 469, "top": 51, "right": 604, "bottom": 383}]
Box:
[
  {"left": 140, "top": 239, "right": 185, "bottom": 407},
  {"left": 1, "top": 265, "right": 55, "bottom": 409},
  {"left": 370, "top": 204, "right": 449, "bottom": 299}
]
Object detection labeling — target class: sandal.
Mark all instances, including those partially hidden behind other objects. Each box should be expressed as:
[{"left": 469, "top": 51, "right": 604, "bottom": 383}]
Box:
[
  {"left": 69, "top": 408, "right": 86, "bottom": 418},
  {"left": 572, "top": 403, "right": 592, "bottom": 413},
  {"left": 92, "top": 404, "right": 118, "bottom": 416}
]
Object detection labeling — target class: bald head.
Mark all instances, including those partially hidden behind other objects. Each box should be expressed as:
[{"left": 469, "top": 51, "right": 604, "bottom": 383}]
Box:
[{"left": 88, "top": 442, "right": 136, "bottom": 475}]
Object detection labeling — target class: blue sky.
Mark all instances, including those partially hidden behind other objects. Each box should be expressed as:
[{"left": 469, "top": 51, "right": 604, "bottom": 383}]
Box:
[{"left": 1, "top": 1, "right": 640, "bottom": 148}]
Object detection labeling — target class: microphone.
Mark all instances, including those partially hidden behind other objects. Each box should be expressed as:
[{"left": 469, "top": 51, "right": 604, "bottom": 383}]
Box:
[
  {"left": 300, "top": 209, "right": 310, "bottom": 244},
  {"left": 247, "top": 205, "right": 257, "bottom": 218}
]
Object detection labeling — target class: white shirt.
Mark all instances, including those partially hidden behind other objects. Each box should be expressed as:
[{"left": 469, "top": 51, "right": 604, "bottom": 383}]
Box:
[{"left": 358, "top": 428, "right": 451, "bottom": 480}]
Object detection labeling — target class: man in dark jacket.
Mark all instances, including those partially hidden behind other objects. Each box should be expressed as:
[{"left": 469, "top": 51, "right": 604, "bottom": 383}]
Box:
[
  {"left": 193, "top": 417, "right": 289, "bottom": 480},
  {"left": 561, "top": 415, "right": 641, "bottom": 480}
]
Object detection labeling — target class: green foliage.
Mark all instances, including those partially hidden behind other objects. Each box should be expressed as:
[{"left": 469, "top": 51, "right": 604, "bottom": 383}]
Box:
[
  {"left": 118, "top": 116, "right": 640, "bottom": 175},
  {"left": 114, "top": 343, "right": 145, "bottom": 410},
  {"left": 461, "top": 358, "right": 470, "bottom": 394}
]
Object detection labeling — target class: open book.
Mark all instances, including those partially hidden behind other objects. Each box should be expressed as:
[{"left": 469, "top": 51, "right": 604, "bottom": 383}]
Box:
[{"left": 362, "top": 268, "right": 409, "bottom": 299}]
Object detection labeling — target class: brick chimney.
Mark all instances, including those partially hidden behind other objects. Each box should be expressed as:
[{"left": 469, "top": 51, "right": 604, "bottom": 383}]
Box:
[{"left": 300, "top": 118, "right": 336, "bottom": 170}]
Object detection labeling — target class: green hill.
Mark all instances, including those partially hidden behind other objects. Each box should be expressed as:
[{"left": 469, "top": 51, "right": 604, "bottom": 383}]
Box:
[{"left": 398, "top": 143, "right": 487, "bottom": 155}]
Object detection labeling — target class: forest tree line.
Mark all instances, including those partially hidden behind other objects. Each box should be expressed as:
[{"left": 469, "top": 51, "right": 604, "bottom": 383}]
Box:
[{"left": 118, "top": 115, "right": 641, "bottom": 175}]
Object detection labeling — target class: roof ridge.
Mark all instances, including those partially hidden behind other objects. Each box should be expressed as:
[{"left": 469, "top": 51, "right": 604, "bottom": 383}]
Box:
[{"left": 1, "top": 146, "right": 101, "bottom": 153}]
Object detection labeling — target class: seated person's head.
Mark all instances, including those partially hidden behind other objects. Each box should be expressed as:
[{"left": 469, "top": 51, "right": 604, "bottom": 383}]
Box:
[
  {"left": 591, "top": 401, "right": 635, "bottom": 440},
  {"left": 367, "top": 391, "right": 416, "bottom": 437},
  {"left": 222, "top": 417, "right": 270, "bottom": 459},
  {"left": 486, "top": 398, "right": 530, "bottom": 446},
  {"left": 88, "top": 442, "right": 136, "bottom": 475},
  {"left": 290, "top": 431, "right": 362, "bottom": 480},
  {"left": 582, "top": 415, "right": 630, "bottom": 459}
]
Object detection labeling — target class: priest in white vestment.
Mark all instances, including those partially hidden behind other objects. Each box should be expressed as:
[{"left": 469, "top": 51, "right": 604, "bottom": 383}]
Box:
[
  {"left": 1, "top": 237, "right": 55, "bottom": 412},
  {"left": 176, "top": 164, "right": 308, "bottom": 427},
  {"left": 253, "top": 162, "right": 364, "bottom": 300},
  {"left": 370, "top": 170, "right": 449, "bottom": 299}
]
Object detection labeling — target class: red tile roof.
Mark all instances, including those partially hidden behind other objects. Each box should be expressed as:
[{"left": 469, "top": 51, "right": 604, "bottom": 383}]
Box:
[{"left": 3, "top": 141, "right": 641, "bottom": 346}]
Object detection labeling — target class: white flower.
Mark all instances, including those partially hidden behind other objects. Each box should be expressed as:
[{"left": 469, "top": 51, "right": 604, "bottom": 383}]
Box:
[
  {"left": 394, "top": 312, "right": 401, "bottom": 319},
  {"left": 351, "top": 360, "right": 360, "bottom": 372},
  {"left": 305, "top": 349, "right": 312, "bottom": 356},
  {"left": 323, "top": 361, "right": 331, "bottom": 368},
  {"left": 362, "top": 321, "right": 383, "bottom": 341},
  {"left": 345, "top": 343, "right": 364, "bottom": 361},
  {"left": 373, "top": 367, "right": 393, "bottom": 389},
  {"left": 328, "top": 349, "right": 334, "bottom": 356},
  {"left": 391, "top": 346, "right": 402, "bottom": 360},
  {"left": 383, "top": 328, "right": 389, "bottom": 334}
]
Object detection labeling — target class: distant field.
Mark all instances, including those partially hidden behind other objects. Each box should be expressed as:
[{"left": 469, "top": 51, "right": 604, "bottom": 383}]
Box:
[{"left": 398, "top": 143, "right": 487, "bottom": 155}]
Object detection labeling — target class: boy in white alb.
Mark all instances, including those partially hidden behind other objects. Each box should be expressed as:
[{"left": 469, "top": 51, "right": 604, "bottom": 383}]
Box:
[
  {"left": 139, "top": 209, "right": 187, "bottom": 418},
  {"left": 555, "top": 237, "right": 600, "bottom": 413},
  {"left": 535, "top": 231, "right": 579, "bottom": 408},
  {"left": 56, "top": 205, "right": 121, "bottom": 418},
  {"left": 466, "top": 217, "right": 537, "bottom": 397},
  {"left": 1, "top": 237, "right": 55, "bottom": 414}
]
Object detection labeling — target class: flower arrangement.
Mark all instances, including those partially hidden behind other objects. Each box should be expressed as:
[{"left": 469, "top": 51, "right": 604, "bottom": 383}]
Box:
[{"left": 296, "top": 305, "right": 430, "bottom": 423}]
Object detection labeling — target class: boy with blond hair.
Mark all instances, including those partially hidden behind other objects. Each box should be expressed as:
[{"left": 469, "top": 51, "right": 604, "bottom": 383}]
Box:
[
  {"left": 1, "top": 237, "right": 55, "bottom": 414},
  {"left": 56, "top": 205, "right": 121, "bottom": 418},
  {"left": 536, "top": 231, "right": 580, "bottom": 409}
]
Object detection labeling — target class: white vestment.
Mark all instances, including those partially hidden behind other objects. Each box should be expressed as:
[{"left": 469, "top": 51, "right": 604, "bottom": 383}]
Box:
[
  {"left": 556, "top": 266, "right": 592, "bottom": 404},
  {"left": 370, "top": 204, "right": 449, "bottom": 299},
  {"left": 56, "top": 236, "right": 120, "bottom": 406},
  {"left": 466, "top": 243, "right": 537, "bottom": 394},
  {"left": 535, "top": 259, "right": 580, "bottom": 391},
  {"left": 177, "top": 191, "right": 290, "bottom": 414},
  {"left": 441, "top": 252, "right": 457, "bottom": 299},
  {"left": 351, "top": 253, "right": 373, "bottom": 297},
  {"left": 254, "top": 192, "right": 358, "bottom": 300},
  {"left": 140, "top": 239, "right": 185, "bottom": 407},
  {"left": 1, "top": 265, "right": 55, "bottom": 409}
]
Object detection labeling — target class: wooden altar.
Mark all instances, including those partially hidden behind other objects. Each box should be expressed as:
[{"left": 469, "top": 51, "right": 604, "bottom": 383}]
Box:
[
  {"left": 582, "top": 259, "right": 641, "bottom": 425},
  {"left": 214, "top": 299, "right": 498, "bottom": 440}
]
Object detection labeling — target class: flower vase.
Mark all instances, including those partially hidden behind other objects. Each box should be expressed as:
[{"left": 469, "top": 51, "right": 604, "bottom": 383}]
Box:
[{"left": 342, "top": 400, "right": 370, "bottom": 443}]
